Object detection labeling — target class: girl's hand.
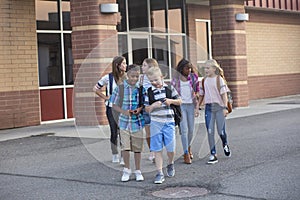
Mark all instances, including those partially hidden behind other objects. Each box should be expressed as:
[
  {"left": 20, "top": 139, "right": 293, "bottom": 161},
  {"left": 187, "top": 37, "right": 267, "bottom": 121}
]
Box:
[
  {"left": 194, "top": 109, "right": 199, "bottom": 117},
  {"left": 223, "top": 109, "right": 228, "bottom": 117}
]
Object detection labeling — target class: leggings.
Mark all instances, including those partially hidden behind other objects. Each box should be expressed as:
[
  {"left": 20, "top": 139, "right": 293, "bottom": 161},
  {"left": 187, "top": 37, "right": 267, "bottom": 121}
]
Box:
[{"left": 106, "top": 106, "right": 119, "bottom": 155}]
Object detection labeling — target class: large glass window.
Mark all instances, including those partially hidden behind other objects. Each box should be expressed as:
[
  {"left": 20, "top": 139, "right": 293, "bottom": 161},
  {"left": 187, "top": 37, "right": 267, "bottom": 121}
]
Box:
[
  {"left": 36, "top": 0, "right": 59, "bottom": 30},
  {"left": 38, "top": 33, "right": 62, "bottom": 86},
  {"left": 150, "top": 0, "right": 167, "bottom": 33},
  {"left": 36, "top": 0, "right": 73, "bottom": 121},
  {"left": 117, "top": 0, "right": 127, "bottom": 32},
  {"left": 128, "top": 0, "right": 149, "bottom": 31},
  {"left": 168, "top": 0, "right": 184, "bottom": 33},
  {"left": 117, "top": 0, "right": 186, "bottom": 80}
]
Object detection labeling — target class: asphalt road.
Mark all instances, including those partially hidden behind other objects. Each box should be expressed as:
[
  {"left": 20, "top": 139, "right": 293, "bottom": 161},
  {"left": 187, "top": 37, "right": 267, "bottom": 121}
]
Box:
[{"left": 0, "top": 108, "right": 299, "bottom": 200}]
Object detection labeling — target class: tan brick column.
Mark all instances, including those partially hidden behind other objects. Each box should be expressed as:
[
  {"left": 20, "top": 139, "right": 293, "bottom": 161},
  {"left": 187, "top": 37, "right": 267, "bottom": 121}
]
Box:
[
  {"left": 210, "top": 0, "right": 249, "bottom": 107},
  {"left": 0, "top": 0, "right": 40, "bottom": 129},
  {"left": 71, "top": 0, "right": 119, "bottom": 126}
]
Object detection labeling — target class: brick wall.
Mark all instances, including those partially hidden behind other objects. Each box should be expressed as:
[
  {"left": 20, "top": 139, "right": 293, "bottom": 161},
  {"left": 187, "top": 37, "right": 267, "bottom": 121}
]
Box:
[
  {"left": 0, "top": 0, "right": 40, "bottom": 129},
  {"left": 71, "top": 0, "right": 118, "bottom": 126},
  {"left": 210, "top": 0, "right": 249, "bottom": 107},
  {"left": 246, "top": 8, "right": 300, "bottom": 99}
]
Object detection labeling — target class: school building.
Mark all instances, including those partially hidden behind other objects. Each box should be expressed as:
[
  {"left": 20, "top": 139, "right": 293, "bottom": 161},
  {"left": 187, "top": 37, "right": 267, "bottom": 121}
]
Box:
[{"left": 1, "top": 0, "right": 299, "bottom": 129}]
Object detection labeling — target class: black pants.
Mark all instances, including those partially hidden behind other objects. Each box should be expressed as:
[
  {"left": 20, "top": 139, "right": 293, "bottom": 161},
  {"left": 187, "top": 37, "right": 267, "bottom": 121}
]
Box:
[{"left": 106, "top": 106, "right": 120, "bottom": 155}]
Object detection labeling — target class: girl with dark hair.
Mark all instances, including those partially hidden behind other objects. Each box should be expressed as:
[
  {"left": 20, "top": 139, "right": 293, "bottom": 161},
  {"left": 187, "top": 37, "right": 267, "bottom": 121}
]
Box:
[
  {"left": 93, "top": 56, "right": 127, "bottom": 164},
  {"left": 171, "top": 58, "right": 200, "bottom": 164}
]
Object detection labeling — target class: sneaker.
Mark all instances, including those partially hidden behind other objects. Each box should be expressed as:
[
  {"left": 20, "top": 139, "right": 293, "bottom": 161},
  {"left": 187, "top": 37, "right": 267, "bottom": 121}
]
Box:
[
  {"left": 134, "top": 170, "right": 144, "bottom": 181},
  {"left": 120, "top": 157, "right": 125, "bottom": 165},
  {"left": 166, "top": 164, "right": 175, "bottom": 177},
  {"left": 154, "top": 173, "right": 165, "bottom": 184},
  {"left": 207, "top": 155, "right": 218, "bottom": 164},
  {"left": 224, "top": 145, "right": 231, "bottom": 157},
  {"left": 148, "top": 153, "right": 155, "bottom": 163},
  {"left": 121, "top": 168, "right": 131, "bottom": 182},
  {"left": 112, "top": 154, "right": 119, "bottom": 163}
]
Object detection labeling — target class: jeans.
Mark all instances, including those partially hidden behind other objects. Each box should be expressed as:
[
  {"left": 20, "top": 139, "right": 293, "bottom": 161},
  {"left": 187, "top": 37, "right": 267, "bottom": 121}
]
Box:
[
  {"left": 179, "top": 103, "right": 195, "bottom": 154},
  {"left": 205, "top": 103, "right": 228, "bottom": 155},
  {"left": 106, "top": 106, "right": 119, "bottom": 155}
]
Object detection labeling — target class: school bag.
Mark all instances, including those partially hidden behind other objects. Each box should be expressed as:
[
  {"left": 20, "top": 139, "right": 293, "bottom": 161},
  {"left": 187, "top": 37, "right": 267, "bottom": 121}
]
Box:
[
  {"left": 147, "top": 85, "right": 182, "bottom": 126},
  {"left": 202, "top": 75, "right": 233, "bottom": 113}
]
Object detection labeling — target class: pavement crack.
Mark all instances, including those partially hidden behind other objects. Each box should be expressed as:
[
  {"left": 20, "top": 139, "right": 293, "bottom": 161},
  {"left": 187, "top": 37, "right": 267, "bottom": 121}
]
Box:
[{"left": 0, "top": 172, "right": 142, "bottom": 189}]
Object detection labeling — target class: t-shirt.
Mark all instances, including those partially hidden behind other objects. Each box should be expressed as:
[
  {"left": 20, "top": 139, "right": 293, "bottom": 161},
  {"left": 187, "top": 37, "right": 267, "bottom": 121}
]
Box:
[
  {"left": 199, "top": 76, "right": 229, "bottom": 107},
  {"left": 180, "top": 80, "right": 193, "bottom": 104},
  {"left": 96, "top": 74, "right": 117, "bottom": 107},
  {"left": 145, "top": 84, "right": 180, "bottom": 123},
  {"left": 109, "top": 80, "right": 145, "bottom": 132}
]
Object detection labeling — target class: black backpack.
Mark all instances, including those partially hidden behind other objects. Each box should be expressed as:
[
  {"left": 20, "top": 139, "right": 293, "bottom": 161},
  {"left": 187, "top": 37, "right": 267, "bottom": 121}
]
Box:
[{"left": 147, "top": 85, "right": 182, "bottom": 126}]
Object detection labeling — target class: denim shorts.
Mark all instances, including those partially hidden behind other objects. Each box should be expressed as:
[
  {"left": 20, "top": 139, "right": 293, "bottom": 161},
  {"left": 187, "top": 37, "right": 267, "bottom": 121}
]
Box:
[
  {"left": 150, "top": 121, "right": 175, "bottom": 152},
  {"left": 143, "top": 110, "right": 151, "bottom": 125}
]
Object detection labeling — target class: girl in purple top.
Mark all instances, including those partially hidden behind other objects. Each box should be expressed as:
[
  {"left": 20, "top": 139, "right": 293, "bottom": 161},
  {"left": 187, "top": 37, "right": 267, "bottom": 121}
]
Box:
[{"left": 171, "top": 59, "right": 200, "bottom": 164}]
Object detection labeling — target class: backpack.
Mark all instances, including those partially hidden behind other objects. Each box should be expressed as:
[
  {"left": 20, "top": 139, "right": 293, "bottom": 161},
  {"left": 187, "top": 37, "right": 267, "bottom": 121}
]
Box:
[
  {"left": 147, "top": 85, "right": 182, "bottom": 126},
  {"left": 202, "top": 76, "right": 233, "bottom": 113}
]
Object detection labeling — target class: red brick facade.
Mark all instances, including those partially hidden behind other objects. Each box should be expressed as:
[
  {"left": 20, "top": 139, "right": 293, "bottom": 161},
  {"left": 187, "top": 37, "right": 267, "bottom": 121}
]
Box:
[
  {"left": 71, "top": 0, "right": 118, "bottom": 125},
  {"left": 210, "top": 0, "right": 249, "bottom": 107}
]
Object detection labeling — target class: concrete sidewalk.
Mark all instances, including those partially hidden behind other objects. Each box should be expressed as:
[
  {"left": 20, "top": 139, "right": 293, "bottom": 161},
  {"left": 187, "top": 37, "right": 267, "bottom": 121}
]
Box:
[{"left": 0, "top": 94, "right": 299, "bottom": 142}]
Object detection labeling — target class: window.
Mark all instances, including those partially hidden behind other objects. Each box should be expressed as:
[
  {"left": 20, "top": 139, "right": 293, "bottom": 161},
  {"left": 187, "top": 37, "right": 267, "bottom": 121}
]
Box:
[
  {"left": 117, "top": 0, "right": 187, "bottom": 80},
  {"left": 36, "top": 0, "right": 73, "bottom": 121},
  {"left": 128, "top": 0, "right": 149, "bottom": 31}
]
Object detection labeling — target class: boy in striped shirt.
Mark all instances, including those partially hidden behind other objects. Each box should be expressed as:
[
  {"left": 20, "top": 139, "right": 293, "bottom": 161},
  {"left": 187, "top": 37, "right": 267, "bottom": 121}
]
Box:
[{"left": 145, "top": 67, "right": 182, "bottom": 184}]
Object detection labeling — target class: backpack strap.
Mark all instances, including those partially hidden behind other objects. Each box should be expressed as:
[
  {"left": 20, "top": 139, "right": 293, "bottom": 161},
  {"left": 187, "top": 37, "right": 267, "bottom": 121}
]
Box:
[
  {"left": 138, "top": 85, "right": 144, "bottom": 107},
  {"left": 190, "top": 73, "right": 196, "bottom": 92},
  {"left": 216, "top": 75, "right": 221, "bottom": 93},
  {"left": 109, "top": 73, "right": 113, "bottom": 95},
  {"left": 118, "top": 84, "right": 124, "bottom": 108},
  {"left": 165, "top": 85, "right": 172, "bottom": 99},
  {"left": 147, "top": 87, "right": 155, "bottom": 105},
  {"left": 201, "top": 77, "right": 206, "bottom": 94}
]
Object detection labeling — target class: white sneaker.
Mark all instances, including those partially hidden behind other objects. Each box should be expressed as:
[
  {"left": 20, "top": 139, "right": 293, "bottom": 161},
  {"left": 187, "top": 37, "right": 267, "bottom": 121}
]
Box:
[
  {"left": 112, "top": 154, "right": 119, "bottom": 163},
  {"left": 134, "top": 170, "right": 144, "bottom": 181},
  {"left": 120, "top": 157, "right": 125, "bottom": 165},
  {"left": 121, "top": 168, "right": 131, "bottom": 182}
]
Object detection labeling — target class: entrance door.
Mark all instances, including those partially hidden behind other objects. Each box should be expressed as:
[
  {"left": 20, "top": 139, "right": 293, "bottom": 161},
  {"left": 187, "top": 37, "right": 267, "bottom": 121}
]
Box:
[{"left": 128, "top": 35, "right": 150, "bottom": 65}]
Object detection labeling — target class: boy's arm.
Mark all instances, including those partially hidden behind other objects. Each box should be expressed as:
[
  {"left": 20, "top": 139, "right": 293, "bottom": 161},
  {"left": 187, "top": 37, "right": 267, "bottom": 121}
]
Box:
[
  {"left": 164, "top": 98, "right": 182, "bottom": 106},
  {"left": 145, "top": 101, "right": 162, "bottom": 113},
  {"left": 112, "top": 104, "right": 131, "bottom": 116}
]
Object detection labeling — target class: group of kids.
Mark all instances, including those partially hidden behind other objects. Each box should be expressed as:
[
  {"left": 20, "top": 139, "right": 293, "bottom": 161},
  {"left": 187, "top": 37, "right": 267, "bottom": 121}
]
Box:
[{"left": 93, "top": 57, "right": 231, "bottom": 184}]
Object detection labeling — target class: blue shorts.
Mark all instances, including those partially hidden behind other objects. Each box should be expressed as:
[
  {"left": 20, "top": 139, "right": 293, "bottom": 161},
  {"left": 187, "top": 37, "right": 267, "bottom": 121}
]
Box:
[
  {"left": 150, "top": 121, "right": 176, "bottom": 152},
  {"left": 143, "top": 111, "right": 151, "bottom": 125}
]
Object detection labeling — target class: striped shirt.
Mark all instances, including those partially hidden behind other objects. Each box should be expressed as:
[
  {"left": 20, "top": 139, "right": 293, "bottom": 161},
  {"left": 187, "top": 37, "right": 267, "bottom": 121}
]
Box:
[
  {"left": 145, "top": 84, "right": 180, "bottom": 123},
  {"left": 109, "top": 80, "right": 145, "bottom": 132},
  {"left": 95, "top": 73, "right": 118, "bottom": 107}
]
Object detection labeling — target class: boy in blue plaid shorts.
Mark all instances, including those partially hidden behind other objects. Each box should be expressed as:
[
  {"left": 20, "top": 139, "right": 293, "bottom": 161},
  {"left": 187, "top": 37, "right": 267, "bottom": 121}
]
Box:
[{"left": 110, "top": 64, "right": 146, "bottom": 182}]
